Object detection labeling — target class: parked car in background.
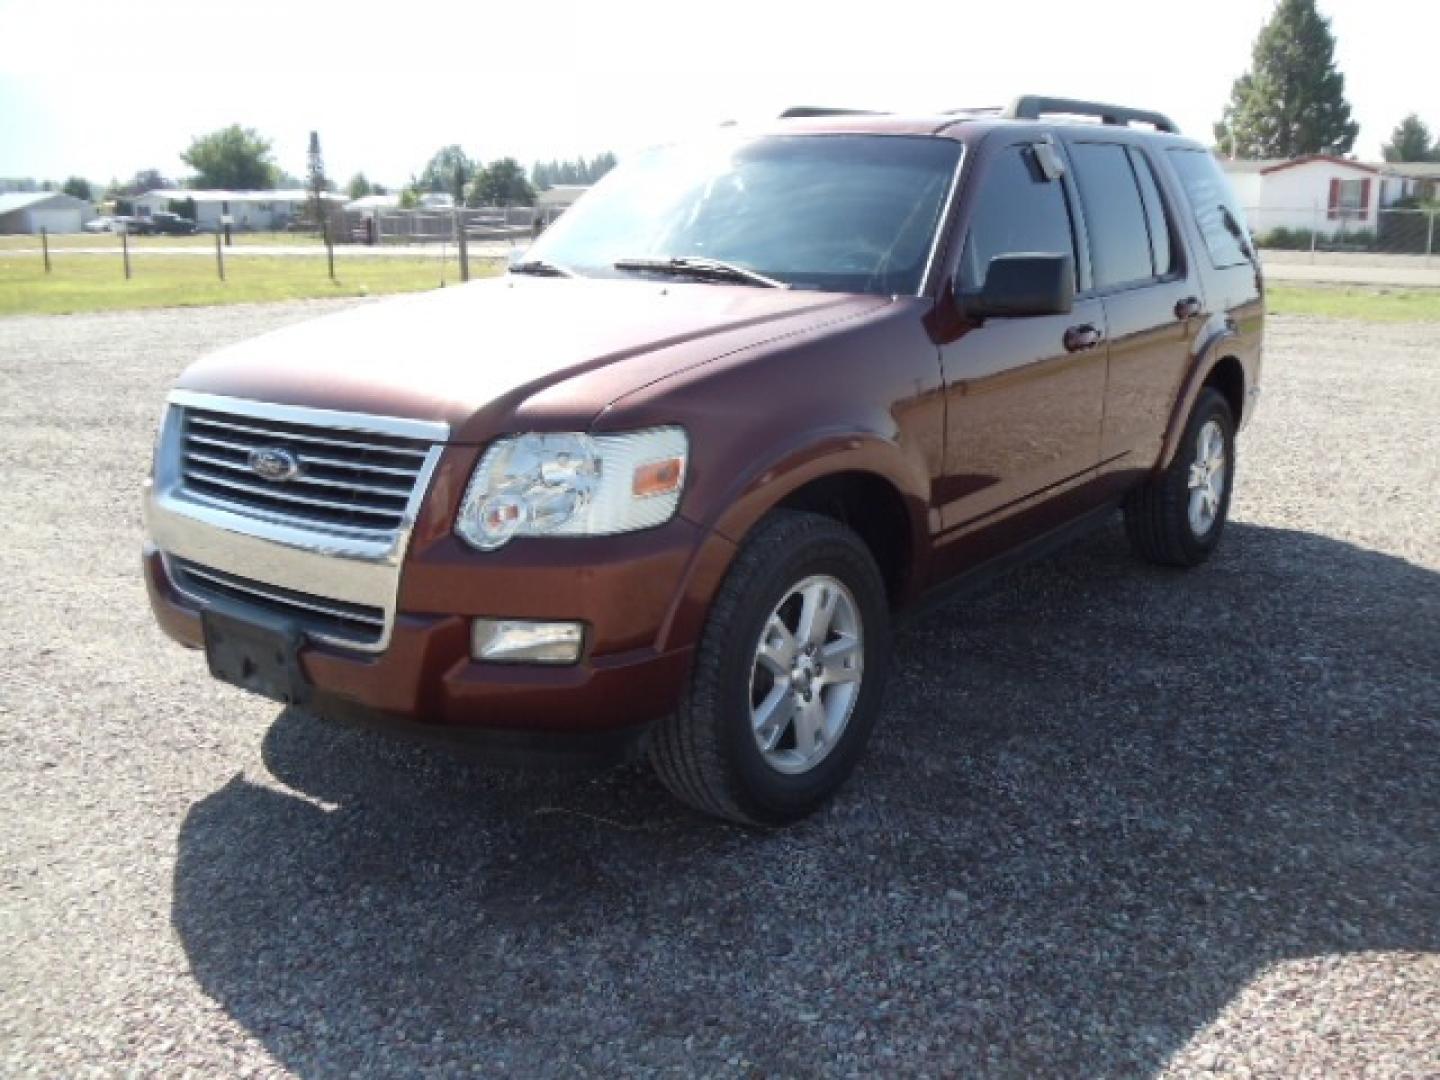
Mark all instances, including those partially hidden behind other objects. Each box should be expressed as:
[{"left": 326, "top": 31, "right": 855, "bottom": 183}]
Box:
[
  {"left": 83, "top": 216, "right": 115, "bottom": 233},
  {"left": 111, "top": 216, "right": 149, "bottom": 235},
  {"left": 142, "top": 95, "right": 1263, "bottom": 826},
  {"left": 148, "top": 211, "right": 198, "bottom": 235}
]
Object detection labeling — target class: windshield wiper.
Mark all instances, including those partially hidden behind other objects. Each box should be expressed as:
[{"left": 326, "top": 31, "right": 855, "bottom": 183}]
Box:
[
  {"left": 509, "top": 259, "right": 575, "bottom": 278},
  {"left": 613, "top": 256, "right": 787, "bottom": 289}
]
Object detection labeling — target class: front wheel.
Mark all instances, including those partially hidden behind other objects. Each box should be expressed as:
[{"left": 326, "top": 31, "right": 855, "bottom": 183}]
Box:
[
  {"left": 1124, "top": 387, "right": 1236, "bottom": 567},
  {"left": 649, "top": 511, "right": 892, "bottom": 826}
]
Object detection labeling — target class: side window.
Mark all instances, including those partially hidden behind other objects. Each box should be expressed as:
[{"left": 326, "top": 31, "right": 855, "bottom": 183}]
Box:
[
  {"left": 1128, "top": 148, "right": 1176, "bottom": 277},
  {"left": 959, "top": 145, "right": 1076, "bottom": 292},
  {"left": 1167, "top": 149, "right": 1249, "bottom": 269},
  {"left": 1069, "top": 142, "right": 1154, "bottom": 289}
]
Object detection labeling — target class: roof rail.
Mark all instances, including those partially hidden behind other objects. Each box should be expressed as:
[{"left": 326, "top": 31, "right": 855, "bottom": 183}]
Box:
[
  {"left": 779, "top": 106, "right": 886, "bottom": 119},
  {"left": 1002, "top": 95, "right": 1180, "bottom": 134}
]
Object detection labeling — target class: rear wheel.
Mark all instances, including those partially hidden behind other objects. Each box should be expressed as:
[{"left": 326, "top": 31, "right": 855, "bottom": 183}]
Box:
[
  {"left": 1124, "top": 387, "right": 1236, "bottom": 567},
  {"left": 649, "top": 511, "right": 891, "bottom": 826}
]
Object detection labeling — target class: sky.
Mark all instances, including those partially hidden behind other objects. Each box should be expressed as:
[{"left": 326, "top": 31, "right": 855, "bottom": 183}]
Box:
[{"left": 1, "top": 0, "right": 1435, "bottom": 189}]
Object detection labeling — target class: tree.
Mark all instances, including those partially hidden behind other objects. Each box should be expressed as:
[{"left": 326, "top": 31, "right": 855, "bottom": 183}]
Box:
[
  {"left": 531, "top": 152, "right": 617, "bottom": 190},
  {"left": 417, "top": 146, "right": 476, "bottom": 203},
  {"left": 122, "top": 169, "right": 171, "bottom": 197},
  {"left": 1381, "top": 114, "right": 1439, "bottom": 163},
  {"left": 305, "top": 130, "right": 328, "bottom": 231},
  {"left": 1214, "top": 0, "right": 1358, "bottom": 159},
  {"left": 62, "top": 176, "right": 92, "bottom": 201},
  {"left": 347, "top": 172, "right": 373, "bottom": 199},
  {"left": 180, "top": 124, "right": 279, "bottom": 189},
  {"left": 468, "top": 158, "right": 536, "bottom": 207}
]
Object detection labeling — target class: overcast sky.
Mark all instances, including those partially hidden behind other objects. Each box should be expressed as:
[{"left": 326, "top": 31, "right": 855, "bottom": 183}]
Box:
[{"left": 1, "top": 0, "right": 1434, "bottom": 188}]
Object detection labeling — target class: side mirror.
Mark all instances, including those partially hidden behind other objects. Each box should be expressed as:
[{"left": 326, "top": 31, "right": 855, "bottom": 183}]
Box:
[{"left": 959, "top": 253, "right": 1075, "bottom": 320}]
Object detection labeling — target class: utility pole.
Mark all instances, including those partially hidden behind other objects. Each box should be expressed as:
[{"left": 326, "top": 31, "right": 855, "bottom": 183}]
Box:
[{"left": 306, "top": 130, "right": 327, "bottom": 235}]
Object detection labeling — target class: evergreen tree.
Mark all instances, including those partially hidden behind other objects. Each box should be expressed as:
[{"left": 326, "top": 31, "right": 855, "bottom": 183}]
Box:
[
  {"left": 1214, "top": 0, "right": 1358, "bottom": 159},
  {"left": 62, "top": 176, "right": 92, "bottom": 200},
  {"left": 1381, "top": 114, "right": 1439, "bottom": 163},
  {"left": 347, "top": 172, "right": 372, "bottom": 200}
]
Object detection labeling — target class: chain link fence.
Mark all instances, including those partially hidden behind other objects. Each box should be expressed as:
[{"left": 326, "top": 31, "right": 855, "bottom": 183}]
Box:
[{"left": 1247, "top": 206, "right": 1438, "bottom": 259}]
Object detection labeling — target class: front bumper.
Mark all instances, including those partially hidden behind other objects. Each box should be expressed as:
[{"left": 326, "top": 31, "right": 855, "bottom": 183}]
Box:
[{"left": 143, "top": 511, "right": 737, "bottom": 741}]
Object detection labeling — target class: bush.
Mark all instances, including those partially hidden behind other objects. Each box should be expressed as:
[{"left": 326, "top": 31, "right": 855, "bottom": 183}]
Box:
[{"left": 1256, "top": 226, "right": 1316, "bottom": 250}]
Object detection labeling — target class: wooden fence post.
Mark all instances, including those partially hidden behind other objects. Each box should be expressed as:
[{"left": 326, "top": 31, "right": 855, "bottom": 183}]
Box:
[
  {"left": 215, "top": 229, "right": 225, "bottom": 281},
  {"left": 325, "top": 218, "right": 335, "bottom": 282},
  {"left": 121, "top": 229, "right": 131, "bottom": 280},
  {"left": 456, "top": 210, "right": 470, "bottom": 283},
  {"left": 41, "top": 228, "right": 51, "bottom": 273}
]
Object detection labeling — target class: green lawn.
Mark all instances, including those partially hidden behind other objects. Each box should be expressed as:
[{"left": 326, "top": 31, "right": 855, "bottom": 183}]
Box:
[
  {"left": 1267, "top": 284, "right": 1440, "bottom": 322},
  {"left": 4, "top": 256, "right": 1435, "bottom": 322},
  {"left": 0, "top": 254, "right": 502, "bottom": 316}
]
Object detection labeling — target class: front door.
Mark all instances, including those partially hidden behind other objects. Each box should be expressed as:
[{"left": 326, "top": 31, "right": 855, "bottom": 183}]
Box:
[{"left": 936, "top": 138, "right": 1108, "bottom": 543}]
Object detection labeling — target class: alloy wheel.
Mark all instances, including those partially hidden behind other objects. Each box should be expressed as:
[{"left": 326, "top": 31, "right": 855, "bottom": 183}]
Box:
[
  {"left": 1187, "top": 418, "right": 1227, "bottom": 537},
  {"left": 748, "top": 574, "right": 864, "bottom": 775}
]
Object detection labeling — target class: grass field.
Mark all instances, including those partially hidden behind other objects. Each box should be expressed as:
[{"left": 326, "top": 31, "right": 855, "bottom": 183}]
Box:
[
  {"left": 2, "top": 256, "right": 1435, "bottom": 321},
  {"left": 1266, "top": 284, "right": 1440, "bottom": 322},
  {"left": 0, "top": 254, "right": 502, "bottom": 316}
]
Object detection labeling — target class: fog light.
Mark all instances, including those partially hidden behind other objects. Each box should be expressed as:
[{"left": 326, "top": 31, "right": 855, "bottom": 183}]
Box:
[{"left": 471, "top": 619, "right": 584, "bottom": 664}]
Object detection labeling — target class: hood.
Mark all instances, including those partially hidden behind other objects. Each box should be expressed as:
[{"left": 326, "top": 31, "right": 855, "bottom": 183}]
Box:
[{"left": 175, "top": 277, "right": 887, "bottom": 441}]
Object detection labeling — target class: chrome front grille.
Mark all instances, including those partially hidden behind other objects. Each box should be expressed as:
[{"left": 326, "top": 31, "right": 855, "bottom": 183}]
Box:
[
  {"left": 179, "top": 406, "right": 432, "bottom": 535},
  {"left": 149, "top": 391, "right": 450, "bottom": 653},
  {"left": 169, "top": 557, "right": 386, "bottom": 647}
]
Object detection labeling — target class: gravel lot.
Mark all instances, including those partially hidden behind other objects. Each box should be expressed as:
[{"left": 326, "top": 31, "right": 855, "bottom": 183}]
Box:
[{"left": 1, "top": 302, "right": 1436, "bottom": 1077}]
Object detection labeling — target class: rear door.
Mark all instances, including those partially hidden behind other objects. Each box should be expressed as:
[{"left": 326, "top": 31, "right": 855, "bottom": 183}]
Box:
[{"left": 1064, "top": 138, "right": 1203, "bottom": 477}]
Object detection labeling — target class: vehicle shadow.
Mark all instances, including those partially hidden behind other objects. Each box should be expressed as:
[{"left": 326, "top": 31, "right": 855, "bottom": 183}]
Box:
[{"left": 171, "top": 522, "right": 1439, "bottom": 1077}]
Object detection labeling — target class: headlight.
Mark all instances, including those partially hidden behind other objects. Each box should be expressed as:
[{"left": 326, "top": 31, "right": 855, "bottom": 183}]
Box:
[{"left": 456, "top": 427, "right": 688, "bottom": 550}]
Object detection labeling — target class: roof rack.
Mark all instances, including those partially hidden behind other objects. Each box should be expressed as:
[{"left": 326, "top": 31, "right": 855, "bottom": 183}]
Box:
[
  {"left": 1001, "top": 95, "right": 1179, "bottom": 134},
  {"left": 778, "top": 107, "right": 887, "bottom": 119}
]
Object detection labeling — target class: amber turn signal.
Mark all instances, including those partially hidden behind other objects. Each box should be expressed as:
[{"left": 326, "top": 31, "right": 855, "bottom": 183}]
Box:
[{"left": 632, "top": 457, "right": 685, "bottom": 499}]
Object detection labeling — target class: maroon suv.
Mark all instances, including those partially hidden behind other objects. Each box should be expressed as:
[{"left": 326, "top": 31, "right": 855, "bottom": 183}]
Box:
[{"left": 144, "top": 96, "right": 1262, "bottom": 825}]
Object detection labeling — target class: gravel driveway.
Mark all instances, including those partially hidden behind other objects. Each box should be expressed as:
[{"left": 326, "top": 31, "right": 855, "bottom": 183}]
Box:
[{"left": 1, "top": 302, "right": 1436, "bottom": 1077}]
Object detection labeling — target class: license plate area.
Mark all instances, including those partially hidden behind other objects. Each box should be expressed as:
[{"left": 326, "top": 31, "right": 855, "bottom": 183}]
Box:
[{"left": 202, "top": 607, "right": 310, "bottom": 706}]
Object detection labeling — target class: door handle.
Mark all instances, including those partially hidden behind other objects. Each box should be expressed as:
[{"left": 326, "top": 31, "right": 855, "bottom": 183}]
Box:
[
  {"left": 1063, "top": 324, "right": 1104, "bottom": 353},
  {"left": 1174, "top": 296, "right": 1202, "bottom": 320}
]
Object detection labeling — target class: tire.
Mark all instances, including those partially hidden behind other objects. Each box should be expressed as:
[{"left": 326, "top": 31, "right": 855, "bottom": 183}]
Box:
[
  {"left": 1124, "top": 387, "right": 1236, "bottom": 567},
  {"left": 649, "top": 510, "right": 892, "bottom": 826}
]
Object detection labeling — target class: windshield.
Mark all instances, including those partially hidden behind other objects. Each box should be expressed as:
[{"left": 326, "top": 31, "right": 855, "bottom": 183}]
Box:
[{"left": 523, "top": 134, "right": 962, "bottom": 296}]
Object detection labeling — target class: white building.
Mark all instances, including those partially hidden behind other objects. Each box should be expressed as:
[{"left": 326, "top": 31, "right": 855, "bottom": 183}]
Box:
[
  {"left": 344, "top": 193, "right": 401, "bottom": 217},
  {"left": 132, "top": 189, "right": 348, "bottom": 231},
  {"left": 1219, "top": 154, "right": 1419, "bottom": 238},
  {"left": 0, "top": 191, "right": 95, "bottom": 234},
  {"left": 534, "top": 184, "right": 590, "bottom": 227}
]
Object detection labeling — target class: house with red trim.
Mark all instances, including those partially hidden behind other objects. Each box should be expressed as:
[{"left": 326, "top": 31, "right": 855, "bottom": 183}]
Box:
[{"left": 1218, "top": 155, "right": 1395, "bottom": 237}]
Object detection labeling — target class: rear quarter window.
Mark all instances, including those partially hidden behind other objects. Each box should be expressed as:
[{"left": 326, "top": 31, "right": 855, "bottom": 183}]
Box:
[{"left": 1167, "top": 149, "right": 1250, "bottom": 269}]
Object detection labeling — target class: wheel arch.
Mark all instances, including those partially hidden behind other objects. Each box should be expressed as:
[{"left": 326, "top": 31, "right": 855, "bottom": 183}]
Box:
[
  {"left": 1157, "top": 328, "right": 1247, "bottom": 472},
  {"left": 700, "top": 433, "right": 932, "bottom": 610}
]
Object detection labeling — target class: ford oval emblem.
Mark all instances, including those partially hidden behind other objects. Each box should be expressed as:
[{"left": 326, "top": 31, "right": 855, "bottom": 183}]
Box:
[{"left": 247, "top": 446, "right": 301, "bottom": 482}]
